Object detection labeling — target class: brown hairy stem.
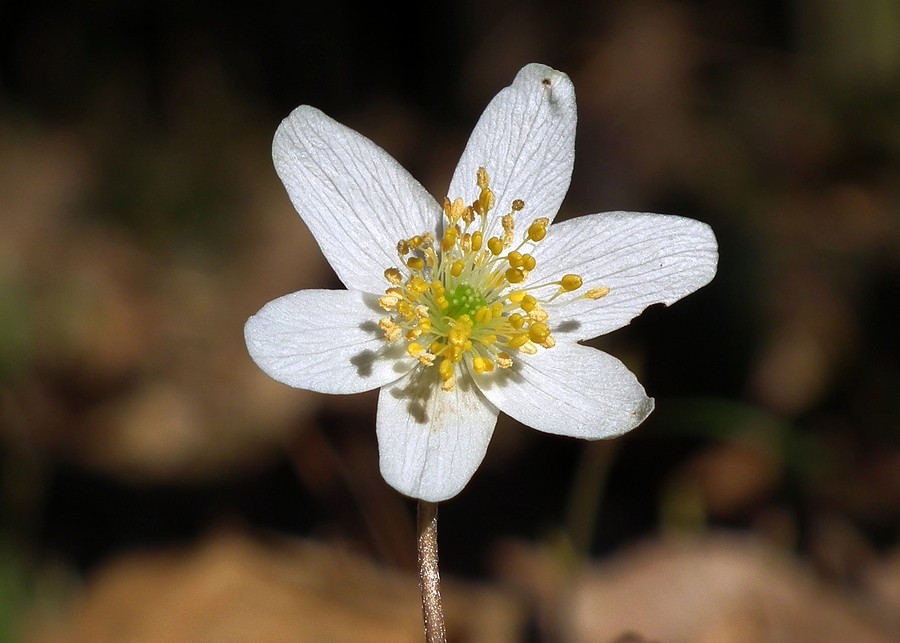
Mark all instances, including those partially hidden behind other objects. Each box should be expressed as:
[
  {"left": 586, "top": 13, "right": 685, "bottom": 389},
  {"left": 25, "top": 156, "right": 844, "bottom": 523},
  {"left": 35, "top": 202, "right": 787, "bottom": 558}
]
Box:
[{"left": 417, "top": 500, "right": 447, "bottom": 643}]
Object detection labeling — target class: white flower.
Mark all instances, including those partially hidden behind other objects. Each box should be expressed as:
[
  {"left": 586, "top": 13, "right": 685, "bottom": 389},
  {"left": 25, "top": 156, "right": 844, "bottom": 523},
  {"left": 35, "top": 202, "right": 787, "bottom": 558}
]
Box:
[{"left": 245, "top": 64, "right": 718, "bottom": 502}]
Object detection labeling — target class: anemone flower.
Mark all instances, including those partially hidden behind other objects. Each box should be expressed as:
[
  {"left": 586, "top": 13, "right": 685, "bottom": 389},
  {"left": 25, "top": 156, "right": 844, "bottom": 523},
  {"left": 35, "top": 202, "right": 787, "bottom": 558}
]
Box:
[{"left": 245, "top": 63, "right": 718, "bottom": 503}]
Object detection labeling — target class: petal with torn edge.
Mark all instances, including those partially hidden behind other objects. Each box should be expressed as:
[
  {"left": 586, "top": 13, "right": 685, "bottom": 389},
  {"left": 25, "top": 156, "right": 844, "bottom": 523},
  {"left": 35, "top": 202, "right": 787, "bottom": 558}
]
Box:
[{"left": 531, "top": 212, "right": 718, "bottom": 340}]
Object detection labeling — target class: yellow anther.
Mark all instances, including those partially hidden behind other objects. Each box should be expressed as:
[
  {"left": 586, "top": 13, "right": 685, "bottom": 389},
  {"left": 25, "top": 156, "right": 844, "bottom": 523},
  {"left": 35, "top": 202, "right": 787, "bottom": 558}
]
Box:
[
  {"left": 406, "top": 329, "right": 422, "bottom": 341},
  {"left": 379, "top": 294, "right": 399, "bottom": 310},
  {"left": 508, "top": 313, "right": 525, "bottom": 329},
  {"left": 529, "top": 306, "right": 549, "bottom": 323},
  {"left": 419, "top": 318, "right": 432, "bottom": 331},
  {"left": 507, "top": 251, "right": 523, "bottom": 268},
  {"left": 505, "top": 267, "right": 525, "bottom": 284},
  {"left": 397, "top": 239, "right": 410, "bottom": 255},
  {"left": 491, "top": 302, "right": 504, "bottom": 318},
  {"left": 481, "top": 334, "right": 497, "bottom": 345},
  {"left": 430, "top": 340, "right": 444, "bottom": 354},
  {"left": 560, "top": 274, "right": 583, "bottom": 292},
  {"left": 519, "top": 341, "right": 538, "bottom": 355},
  {"left": 475, "top": 306, "right": 492, "bottom": 324},
  {"left": 528, "top": 322, "right": 550, "bottom": 343},
  {"left": 384, "top": 268, "right": 403, "bottom": 285},
  {"left": 520, "top": 294, "right": 537, "bottom": 312},
  {"left": 508, "top": 333, "right": 530, "bottom": 349},
  {"left": 502, "top": 214, "right": 514, "bottom": 232},
  {"left": 527, "top": 221, "right": 547, "bottom": 242},
  {"left": 508, "top": 291, "right": 526, "bottom": 303},
  {"left": 477, "top": 167, "right": 490, "bottom": 190},
  {"left": 407, "top": 257, "right": 425, "bottom": 271},
  {"left": 472, "top": 357, "right": 495, "bottom": 374},
  {"left": 441, "top": 227, "right": 458, "bottom": 252},
  {"left": 496, "top": 353, "right": 513, "bottom": 369},
  {"left": 521, "top": 254, "right": 536, "bottom": 271},
  {"left": 436, "top": 295, "right": 449, "bottom": 310},
  {"left": 450, "top": 260, "right": 465, "bottom": 278},
  {"left": 397, "top": 301, "right": 415, "bottom": 319},
  {"left": 585, "top": 286, "right": 611, "bottom": 299},
  {"left": 409, "top": 276, "right": 430, "bottom": 295},
  {"left": 448, "top": 328, "right": 467, "bottom": 347},
  {"left": 460, "top": 233, "right": 471, "bottom": 252},
  {"left": 487, "top": 237, "right": 504, "bottom": 255},
  {"left": 449, "top": 197, "right": 466, "bottom": 222},
  {"left": 478, "top": 188, "right": 494, "bottom": 215},
  {"left": 409, "top": 235, "right": 423, "bottom": 249},
  {"left": 512, "top": 199, "right": 525, "bottom": 212},
  {"left": 463, "top": 339, "right": 472, "bottom": 351},
  {"left": 449, "top": 347, "right": 463, "bottom": 363},
  {"left": 439, "top": 358, "right": 455, "bottom": 381},
  {"left": 431, "top": 281, "right": 445, "bottom": 296},
  {"left": 379, "top": 318, "right": 402, "bottom": 343},
  {"left": 407, "top": 343, "right": 424, "bottom": 357},
  {"left": 471, "top": 231, "right": 483, "bottom": 251}
]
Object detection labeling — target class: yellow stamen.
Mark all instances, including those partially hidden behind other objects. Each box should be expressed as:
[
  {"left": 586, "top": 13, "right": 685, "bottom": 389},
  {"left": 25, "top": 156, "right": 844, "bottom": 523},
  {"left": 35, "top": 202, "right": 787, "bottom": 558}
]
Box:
[
  {"left": 528, "top": 322, "right": 550, "bottom": 343},
  {"left": 505, "top": 267, "right": 525, "bottom": 284},
  {"left": 384, "top": 268, "right": 403, "bottom": 285},
  {"left": 527, "top": 221, "right": 546, "bottom": 241},
  {"left": 585, "top": 286, "right": 611, "bottom": 299},
  {"left": 560, "top": 274, "right": 583, "bottom": 292},
  {"left": 472, "top": 231, "right": 483, "bottom": 251},
  {"left": 477, "top": 167, "right": 490, "bottom": 190}
]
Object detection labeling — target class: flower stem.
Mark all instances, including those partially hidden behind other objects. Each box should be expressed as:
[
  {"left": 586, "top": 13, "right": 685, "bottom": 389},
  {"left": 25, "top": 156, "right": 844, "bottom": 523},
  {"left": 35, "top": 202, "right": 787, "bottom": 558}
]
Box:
[{"left": 417, "top": 500, "right": 447, "bottom": 643}]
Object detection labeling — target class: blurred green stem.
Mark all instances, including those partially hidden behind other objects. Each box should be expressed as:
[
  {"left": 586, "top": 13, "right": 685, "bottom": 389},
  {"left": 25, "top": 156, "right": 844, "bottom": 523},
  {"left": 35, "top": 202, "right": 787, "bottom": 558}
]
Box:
[{"left": 566, "top": 439, "right": 620, "bottom": 559}]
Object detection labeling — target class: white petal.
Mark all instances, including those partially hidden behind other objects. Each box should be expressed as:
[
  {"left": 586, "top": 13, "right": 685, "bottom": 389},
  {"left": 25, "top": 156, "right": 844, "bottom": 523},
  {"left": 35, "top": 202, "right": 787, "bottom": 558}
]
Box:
[
  {"left": 376, "top": 367, "right": 499, "bottom": 502},
  {"left": 273, "top": 106, "right": 442, "bottom": 294},
  {"left": 447, "top": 64, "right": 576, "bottom": 229},
  {"left": 472, "top": 344, "right": 654, "bottom": 439},
  {"left": 531, "top": 212, "right": 718, "bottom": 340},
  {"left": 245, "top": 289, "right": 414, "bottom": 395}
]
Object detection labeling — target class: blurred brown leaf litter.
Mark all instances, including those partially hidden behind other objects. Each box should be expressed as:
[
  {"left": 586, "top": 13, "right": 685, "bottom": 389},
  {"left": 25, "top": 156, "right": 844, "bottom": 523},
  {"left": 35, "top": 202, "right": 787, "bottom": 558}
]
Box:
[{"left": 3, "top": 0, "right": 900, "bottom": 641}]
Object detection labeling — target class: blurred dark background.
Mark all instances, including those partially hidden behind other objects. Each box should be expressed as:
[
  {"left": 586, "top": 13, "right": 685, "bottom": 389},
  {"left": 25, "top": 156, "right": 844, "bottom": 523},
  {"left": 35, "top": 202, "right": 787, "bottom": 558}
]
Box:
[{"left": 2, "top": 1, "right": 900, "bottom": 641}]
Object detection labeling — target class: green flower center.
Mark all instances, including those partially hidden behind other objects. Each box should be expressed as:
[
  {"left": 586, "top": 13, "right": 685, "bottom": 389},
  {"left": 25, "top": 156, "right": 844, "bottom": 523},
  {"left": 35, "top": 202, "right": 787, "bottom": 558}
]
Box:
[{"left": 445, "top": 284, "right": 487, "bottom": 319}]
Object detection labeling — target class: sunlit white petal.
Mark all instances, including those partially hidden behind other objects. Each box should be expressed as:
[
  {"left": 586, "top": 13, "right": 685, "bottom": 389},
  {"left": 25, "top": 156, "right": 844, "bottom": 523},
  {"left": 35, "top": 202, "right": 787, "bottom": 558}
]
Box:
[
  {"left": 245, "top": 289, "right": 414, "bottom": 395},
  {"left": 529, "top": 212, "right": 718, "bottom": 340},
  {"left": 376, "top": 368, "right": 499, "bottom": 502},
  {"left": 273, "top": 106, "right": 442, "bottom": 294},
  {"left": 448, "top": 63, "right": 577, "bottom": 230},
  {"left": 472, "top": 343, "right": 654, "bottom": 439}
]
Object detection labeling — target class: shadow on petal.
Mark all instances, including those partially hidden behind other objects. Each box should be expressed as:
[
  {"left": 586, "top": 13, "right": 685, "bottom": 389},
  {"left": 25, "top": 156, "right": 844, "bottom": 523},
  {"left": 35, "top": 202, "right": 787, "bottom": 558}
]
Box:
[{"left": 387, "top": 366, "right": 434, "bottom": 424}]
